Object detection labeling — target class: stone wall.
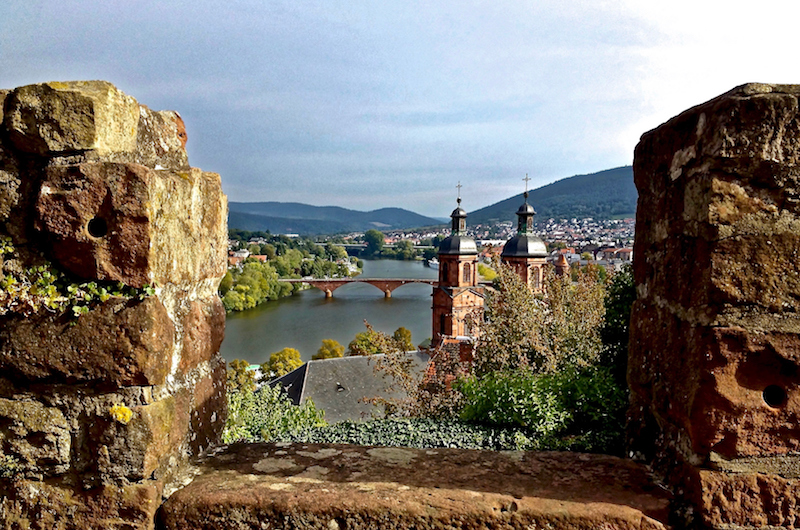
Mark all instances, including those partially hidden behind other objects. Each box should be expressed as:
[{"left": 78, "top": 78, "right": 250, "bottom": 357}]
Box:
[
  {"left": 0, "top": 81, "right": 227, "bottom": 530},
  {"left": 629, "top": 83, "right": 800, "bottom": 529}
]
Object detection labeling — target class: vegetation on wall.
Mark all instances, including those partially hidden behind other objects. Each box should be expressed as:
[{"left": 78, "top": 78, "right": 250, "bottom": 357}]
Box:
[
  {"left": 0, "top": 236, "right": 154, "bottom": 319},
  {"left": 274, "top": 417, "right": 543, "bottom": 451}
]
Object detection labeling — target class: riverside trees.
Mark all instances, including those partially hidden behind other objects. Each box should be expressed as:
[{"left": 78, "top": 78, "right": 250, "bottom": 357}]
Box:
[{"left": 221, "top": 233, "right": 356, "bottom": 312}]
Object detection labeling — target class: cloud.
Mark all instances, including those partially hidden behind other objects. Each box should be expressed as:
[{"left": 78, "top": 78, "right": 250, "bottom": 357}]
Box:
[{"left": 2, "top": 0, "right": 799, "bottom": 217}]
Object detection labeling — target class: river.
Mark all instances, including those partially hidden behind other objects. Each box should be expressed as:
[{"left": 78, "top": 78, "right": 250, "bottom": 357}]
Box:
[{"left": 220, "top": 260, "right": 439, "bottom": 365}]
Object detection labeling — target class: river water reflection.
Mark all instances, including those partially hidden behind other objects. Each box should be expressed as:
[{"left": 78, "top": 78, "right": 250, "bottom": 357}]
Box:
[{"left": 220, "top": 260, "right": 438, "bottom": 365}]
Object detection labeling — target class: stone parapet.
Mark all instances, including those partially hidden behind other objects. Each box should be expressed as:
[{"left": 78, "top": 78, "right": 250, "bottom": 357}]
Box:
[
  {"left": 629, "top": 83, "right": 800, "bottom": 528},
  {"left": 0, "top": 81, "right": 227, "bottom": 530},
  {"left": 158, "top": 443, "right": 672, "bottom": 530}
]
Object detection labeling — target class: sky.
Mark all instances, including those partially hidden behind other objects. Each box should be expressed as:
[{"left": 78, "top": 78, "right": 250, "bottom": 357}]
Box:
[{"left": 2, "top": 1, "right": 799, "bottom": 218}]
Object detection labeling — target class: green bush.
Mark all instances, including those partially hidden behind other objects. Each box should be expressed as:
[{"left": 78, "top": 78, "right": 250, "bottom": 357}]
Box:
[
  {"left": 545, "top": 365, "right": 627, "bottom": 453},
  {"left": 223, "top": 385, "right": 326, "bottom": 443},
  {"left": 455, "top": 371, "right": 569, "bottom": 438},
  {"left": 454, "top": 366, "right": 627, "bottom": 454}
]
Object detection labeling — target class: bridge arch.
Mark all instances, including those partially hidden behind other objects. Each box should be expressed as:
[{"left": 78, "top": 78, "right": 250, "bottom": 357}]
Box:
[{"left": 278, "top": 278, "right": 438, "bottom": 298}]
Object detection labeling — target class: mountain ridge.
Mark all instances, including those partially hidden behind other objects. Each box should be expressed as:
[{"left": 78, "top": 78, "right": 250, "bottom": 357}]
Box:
[
  {"left": 468, "top": 166, "right": 636, "bottom": 226},
  {"left": 228, "top": 202, "right": 442, "bottom": 235},
  {"left": 227, "top": 166, "right": 637, "bottom": 234}
]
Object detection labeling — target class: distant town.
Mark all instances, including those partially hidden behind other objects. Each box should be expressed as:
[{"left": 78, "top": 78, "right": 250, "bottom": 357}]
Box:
[{"left": 228, "top": 216, "right": 635, "bottom": 270}]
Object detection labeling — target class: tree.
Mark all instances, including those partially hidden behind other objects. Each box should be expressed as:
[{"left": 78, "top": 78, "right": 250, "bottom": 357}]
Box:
[
  {"left": 364, "top": 229, "right": 384, "bottom": 256},
  {"left": 326, "top": 243, "right": 348, "bottom": 261},
  {"left": 347, "top": 329, "right": 383, "bottom": 356},
  {"left": 227, "top": 359, "right": 256, "bottom": 394},
  {"left": 599, "top": 264, "right": 635, "bottom": 385},
  {"left": 393, "top": 327, "right": 414, "bottom": 352},
  {"left": 221, "top": 260, "right": 292, "bottom": 312},
  {"left": 394, "top": 240, "right": 416, "bottom": 260},
  {"left": 313, "top": 339, "right": 345, "bottom": 360},
  {"left": 347, "top": 321, "right": 397, "bottom": 356},
  {"left": 263, "top": 348, "right": 303, "bottom": 378},
  {"left": 469, "top": 261, "right": 606, "bottom": 377},
  {"left": 261, "top": 243, "right": 276, "bottom": 260},
  {"left": 219, "top": 271, "right": 233, "bottom": 295}
]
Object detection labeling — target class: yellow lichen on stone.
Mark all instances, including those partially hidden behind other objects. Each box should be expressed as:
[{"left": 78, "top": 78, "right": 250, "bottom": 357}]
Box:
[{"left": 109, "top": 404, "right": 133, "bottom": 425}]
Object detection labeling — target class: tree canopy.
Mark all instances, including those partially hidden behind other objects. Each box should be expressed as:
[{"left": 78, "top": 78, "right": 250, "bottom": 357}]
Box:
[
  {"left": 469, "top": 261, "right": 606, "bottom": 376},
  {"left": 263, "top": 348, "right": 303, "bottom": 378},
  {"left": 393, "top": 327, "right": 414, "bottom": 352},
  {"left": 227, "top": 359, "right": 256, "bottom": 394},
  {"left": 313, "top": 339, "right": 345, "bottom": 360},
  {"left": 363, "top": 229, "right": 384, "bottom": 256}
]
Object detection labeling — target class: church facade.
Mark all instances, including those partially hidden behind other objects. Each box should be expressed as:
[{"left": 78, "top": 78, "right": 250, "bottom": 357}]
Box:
[{"left": 430, "top": 198, "right": 485, "bottom": 347}]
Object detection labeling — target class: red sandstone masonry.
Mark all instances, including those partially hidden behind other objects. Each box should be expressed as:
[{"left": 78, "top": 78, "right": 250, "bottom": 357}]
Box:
[
  {"left": 159, "top": 443, "right": 672, "bottom": 530},
  {"left": 0, "top": 81, "right": 228, "bottom": 530},
  {"left": 629, "top": 83, "right": 800, "bottom": 529}
]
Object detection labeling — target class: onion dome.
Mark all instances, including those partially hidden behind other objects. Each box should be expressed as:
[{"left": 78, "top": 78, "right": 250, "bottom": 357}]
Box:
[
  {"left": 439, "top": 188, "right": 477, "bottom": 256},
  {"left": 502, "top": 189, "right": 547, "bottom": 258}
]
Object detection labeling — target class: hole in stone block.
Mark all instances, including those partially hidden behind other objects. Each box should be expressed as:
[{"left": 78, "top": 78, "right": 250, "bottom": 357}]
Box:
[
  {"left": 87, "top": 217, "right": 108, "bottom": 238},
  {"left": 763, "top": 385, "right": 787, "bottom": 408}
]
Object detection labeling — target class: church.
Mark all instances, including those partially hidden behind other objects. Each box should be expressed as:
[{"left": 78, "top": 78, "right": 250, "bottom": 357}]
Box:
[{"left": 431, "top": 184, "right": 547, "bottom": 348}]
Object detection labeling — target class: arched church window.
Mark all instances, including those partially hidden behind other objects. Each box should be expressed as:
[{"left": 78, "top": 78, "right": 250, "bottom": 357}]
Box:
[{"left": 463, "top": 263, "right": 471, "bottom": 284}]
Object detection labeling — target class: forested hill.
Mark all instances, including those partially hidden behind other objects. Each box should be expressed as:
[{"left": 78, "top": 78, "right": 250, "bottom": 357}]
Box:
[
  {"left": 228, "top": 202, "right": 442, "bottom": 235},
  {"left": 469, "top": 166, "right": 636, "bottom": 225}
]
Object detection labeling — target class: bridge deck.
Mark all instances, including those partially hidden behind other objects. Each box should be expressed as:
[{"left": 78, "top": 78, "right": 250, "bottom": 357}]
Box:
[{"left": 279, "top": 278, "right": 437, "bottom": 298}]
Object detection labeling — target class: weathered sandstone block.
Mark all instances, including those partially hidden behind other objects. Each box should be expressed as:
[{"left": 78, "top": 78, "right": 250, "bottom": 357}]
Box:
[
  {"left": 0, "top": 398, "right": 70, "bottom": 478},
  {"left": 4, "top": 81, "right": 140, "bottom": 155},
  {"left": 35, "top": 162, "right": 227, "bottom": 287},
  {"left": 159, "top": 443, "right": 671, "bottom": 530},
  {"left": 630, "top": 83, "right": 800, "bottom": 528},
  {"left": 187, "top": 358, "right": 227, "bottom": 456},
  {"left": 179, "top": 298, "right": 225, "bottom": 372},
  {"left": 93, "top": 397, "right": 184, "bottom": 482},
  {"left": 0, "top": 80, "right": 226, "bottom": 530},
  {"left": 0, "top": 296, "right": 174, "bottom": 386},
  {"left": 0, "top": 481, "right": 162, "bottom": 530},
  {"left": 688, "top": 469, "right": 800, "bottom": 529},
  {"left": 630, "top": 301, "right": 800, "bottom": 461},
  {"left": 133, "top": 106, "right": 189, "bottom": 170}
]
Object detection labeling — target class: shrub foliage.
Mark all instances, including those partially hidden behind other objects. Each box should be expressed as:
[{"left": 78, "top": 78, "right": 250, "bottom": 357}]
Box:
[{"left": 224, "top": 384, "right": 326, "bottom": 444}]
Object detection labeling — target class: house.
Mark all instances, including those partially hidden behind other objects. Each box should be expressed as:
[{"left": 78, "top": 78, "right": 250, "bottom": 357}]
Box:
[{"left": 270, "top": 352, "right": 431, "bottom": 423}]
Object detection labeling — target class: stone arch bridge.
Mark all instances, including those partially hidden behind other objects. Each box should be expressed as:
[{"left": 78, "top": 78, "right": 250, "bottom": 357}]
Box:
[{"left": 279, "top": 278, "right": 437, "bottom": 298}]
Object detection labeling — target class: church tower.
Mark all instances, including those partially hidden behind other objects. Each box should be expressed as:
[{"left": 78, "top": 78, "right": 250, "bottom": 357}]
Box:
[
  {"left": 431, "top": 186, "right": 484, "bottom": 347},
  {"left": 501, "top": 176, "right": 548, "bottom": 290}
]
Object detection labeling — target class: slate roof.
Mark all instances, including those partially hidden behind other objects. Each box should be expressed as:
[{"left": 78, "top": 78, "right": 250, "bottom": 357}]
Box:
[{"left": 270, "top": 352, "right": 431, "bottom": 424}]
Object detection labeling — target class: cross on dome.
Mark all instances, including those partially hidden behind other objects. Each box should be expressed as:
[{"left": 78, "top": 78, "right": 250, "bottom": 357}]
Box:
[{"left": 523, "top": 173, "right": 531, "bottom": 200}]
